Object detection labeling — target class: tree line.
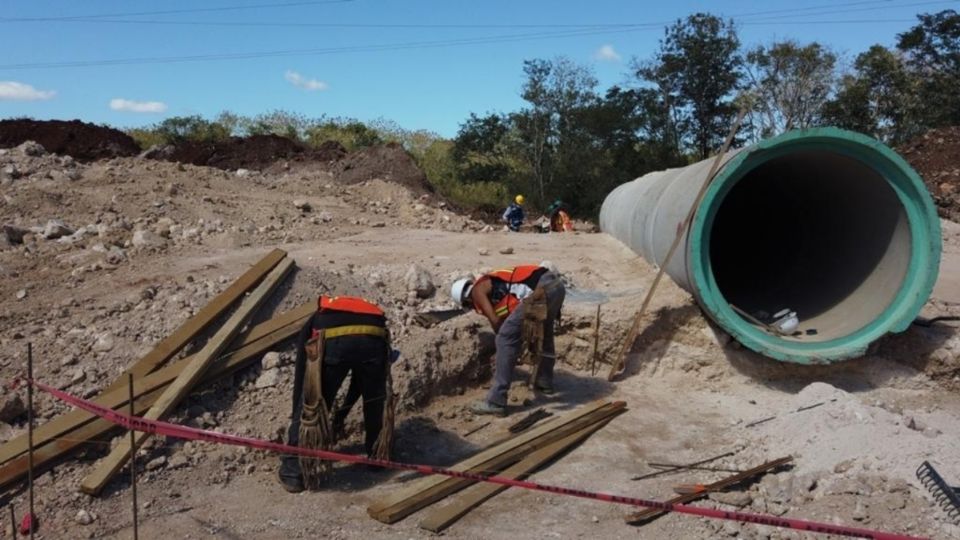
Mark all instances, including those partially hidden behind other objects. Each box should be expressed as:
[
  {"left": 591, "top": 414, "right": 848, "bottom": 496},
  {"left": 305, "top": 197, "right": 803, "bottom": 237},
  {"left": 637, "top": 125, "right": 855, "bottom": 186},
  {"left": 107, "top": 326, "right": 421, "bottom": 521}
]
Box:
[{"left": 127, "top": 10, "right": 960, "bottom": 218}]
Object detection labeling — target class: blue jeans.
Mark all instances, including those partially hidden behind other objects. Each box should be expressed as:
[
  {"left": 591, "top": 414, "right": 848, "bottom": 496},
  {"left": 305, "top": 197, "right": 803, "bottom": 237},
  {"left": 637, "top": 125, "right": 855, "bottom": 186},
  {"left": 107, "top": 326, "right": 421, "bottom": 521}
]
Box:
[{"left": 486, "top": 271, "right": 565, "bottom": 406}]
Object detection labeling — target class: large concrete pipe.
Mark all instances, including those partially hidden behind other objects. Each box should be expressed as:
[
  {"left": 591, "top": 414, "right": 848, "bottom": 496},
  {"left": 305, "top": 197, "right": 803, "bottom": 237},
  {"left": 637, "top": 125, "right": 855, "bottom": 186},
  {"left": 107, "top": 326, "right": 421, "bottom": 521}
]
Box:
[{"left": 600, "top": 127, "right": 941, "bottom": 364}]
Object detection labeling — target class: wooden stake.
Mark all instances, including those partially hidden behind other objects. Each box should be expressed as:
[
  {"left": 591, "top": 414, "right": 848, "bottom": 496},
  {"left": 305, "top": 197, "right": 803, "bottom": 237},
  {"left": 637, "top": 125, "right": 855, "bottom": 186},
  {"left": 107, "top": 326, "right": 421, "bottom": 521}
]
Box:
[
  {"left": 26, "top": 343, "right": 35, "bottom": 540},
  {"left": 8, "top": 504, "right": 14, "bottom": 538},
  {"left": 128, "top": 374, "right": 139, "bottom": 540},
  {"left": 591, "top": 304, "right": 601, "bottom": 376},
  {"left": 81, "top": 258, "right": 295, "bottom": 495},
  {"left": 608, "top": 108, "right": 748, "bottom": 382}
]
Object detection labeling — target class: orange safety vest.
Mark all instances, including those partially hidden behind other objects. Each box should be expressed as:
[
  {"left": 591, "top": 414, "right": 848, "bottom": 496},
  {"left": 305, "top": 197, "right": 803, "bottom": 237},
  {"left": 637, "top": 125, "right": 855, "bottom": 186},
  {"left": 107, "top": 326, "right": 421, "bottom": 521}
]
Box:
[
  {"left": 474, "top": 265, "right": 543, "bottom": 319},
  {"left": 318, "top": 295, "right": 385, "bottom": 317}
]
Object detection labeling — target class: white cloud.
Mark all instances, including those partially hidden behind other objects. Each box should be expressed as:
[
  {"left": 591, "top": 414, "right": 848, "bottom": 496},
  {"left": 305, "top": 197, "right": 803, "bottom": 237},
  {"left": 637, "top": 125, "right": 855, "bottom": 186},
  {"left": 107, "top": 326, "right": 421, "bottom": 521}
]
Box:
[
  {"left": 285, "top": 70, "right": 329, "bottom": 91},
  {"left": 109, "top": 98, "right": 167, "bottom": 113},
  {"left": 0, "top": 81, "right": 56, "bottom": 101},
  {"left": 593, "top": 44, "right": 622, "bottom": 62}
]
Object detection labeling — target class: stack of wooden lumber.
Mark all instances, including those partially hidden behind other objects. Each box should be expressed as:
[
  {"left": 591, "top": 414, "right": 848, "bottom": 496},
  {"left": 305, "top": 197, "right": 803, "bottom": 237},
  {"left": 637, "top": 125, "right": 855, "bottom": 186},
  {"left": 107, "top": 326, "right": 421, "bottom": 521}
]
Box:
[
  {"left": 0, "top": 249, "right": 310, "bottom": 494},
  {"left": 367, "top": 400, "right": 626, "bottom": 533}
]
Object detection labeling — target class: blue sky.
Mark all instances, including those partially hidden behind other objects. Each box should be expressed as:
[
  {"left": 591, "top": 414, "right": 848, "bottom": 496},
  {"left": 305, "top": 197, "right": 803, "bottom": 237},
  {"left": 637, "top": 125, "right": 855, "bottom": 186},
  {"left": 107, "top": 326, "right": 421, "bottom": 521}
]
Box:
[{"left": 0, "top": 0, "right": 955, "bottom": 137}]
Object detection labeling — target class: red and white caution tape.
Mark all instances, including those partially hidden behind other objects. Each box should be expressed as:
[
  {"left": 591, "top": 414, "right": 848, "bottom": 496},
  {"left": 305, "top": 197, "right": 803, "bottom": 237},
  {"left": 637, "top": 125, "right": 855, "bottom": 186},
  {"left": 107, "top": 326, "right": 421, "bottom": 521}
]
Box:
[{"left": 30, "top": 379, "right": 925, "bottom": 540}]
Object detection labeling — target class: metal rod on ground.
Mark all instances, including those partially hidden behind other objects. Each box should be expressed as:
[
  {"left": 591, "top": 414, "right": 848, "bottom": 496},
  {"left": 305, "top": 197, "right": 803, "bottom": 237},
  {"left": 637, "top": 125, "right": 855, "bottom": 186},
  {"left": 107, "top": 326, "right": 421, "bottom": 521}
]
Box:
[
  {"left": 26, "top": 343, "right": 35, "bottom": 540},
  {"left": 591, "top": 305, "right": 601, "bottom": 376},
  {"left": 649, "top": 463, "right": 743, "bottom": 473},
  {"left": 744, "top": 400, "right": 833, "bottom": 428},
  {"left": 631, "top": 451, "right": 735, "bottom": 481},
  {"left": 8, "top": 504, "right": 14, "bottom": 537},
  {"left": 608, "top": 108, "right": 747, "bottom": 382},
  {"left": 128, "top": 374, "right": 139, "bottom": 540},
  {"left": 463, "top": 422, "right": 491, "bottom": 438}
]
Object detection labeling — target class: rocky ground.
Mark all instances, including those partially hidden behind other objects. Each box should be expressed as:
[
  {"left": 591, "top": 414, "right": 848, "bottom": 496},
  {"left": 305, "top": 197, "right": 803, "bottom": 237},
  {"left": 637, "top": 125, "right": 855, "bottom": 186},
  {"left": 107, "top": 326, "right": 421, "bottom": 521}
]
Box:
[{"left": 0, "top": 138, "right": 959, "bottom": 540}]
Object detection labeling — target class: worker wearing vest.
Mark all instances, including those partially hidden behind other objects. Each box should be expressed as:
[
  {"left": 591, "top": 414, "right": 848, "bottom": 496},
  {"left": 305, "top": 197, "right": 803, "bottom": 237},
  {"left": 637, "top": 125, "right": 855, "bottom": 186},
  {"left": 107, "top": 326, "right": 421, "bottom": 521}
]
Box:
[
  {"left": 450, "top": 262, "right": 566, "bottom": 416},
  {"left": 278, "top": 295, "right": 391, "bottom": 493}
]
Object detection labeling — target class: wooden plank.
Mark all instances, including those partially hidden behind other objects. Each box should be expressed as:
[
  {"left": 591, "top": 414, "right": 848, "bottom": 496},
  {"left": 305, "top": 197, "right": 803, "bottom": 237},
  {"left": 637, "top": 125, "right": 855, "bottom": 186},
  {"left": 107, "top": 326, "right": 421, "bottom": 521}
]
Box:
[
  {"left": 419, "top": 416, "right": 614, "bottom": 533},
  {"left": 0, "top": 305, "right": 312, "bottom": 491},
  {"left": 0, "top": 302, "right": 313, "bottom": 467},
  {"left": 103, "top": 248, "right": 286, "bottom": 393},
  {"left": 0, "top": 385, "right": 165, "bottom": 493},
  {"left": 80, "top": 258, "right": 295, "bottom": 495},
  {"left": 368, "top": 400, "right": 609, "bottom": 516},
  {"left": 368, "top": 402, "right": 626, "bottom": 524},
  {"left": 624, "top": 456, "right": 793, "bottom": 524}
]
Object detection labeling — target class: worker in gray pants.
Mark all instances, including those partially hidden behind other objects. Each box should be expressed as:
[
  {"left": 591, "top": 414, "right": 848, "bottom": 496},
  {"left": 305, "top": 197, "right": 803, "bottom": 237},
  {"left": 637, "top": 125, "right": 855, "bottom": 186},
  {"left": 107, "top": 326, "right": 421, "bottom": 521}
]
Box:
[{"left": 450, "top": 262, "right": 566, "bottom": 416}]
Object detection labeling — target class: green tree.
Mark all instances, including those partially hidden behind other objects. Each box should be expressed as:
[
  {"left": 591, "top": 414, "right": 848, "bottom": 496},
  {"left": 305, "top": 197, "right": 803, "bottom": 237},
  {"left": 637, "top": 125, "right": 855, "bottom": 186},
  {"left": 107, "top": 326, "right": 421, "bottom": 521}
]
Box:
[
  {"left": 452, "top": 113, "right": 513, "bottom": 184},
  {"left": 515, "top": 57, "right": 599, "bottom": 206},
  {"left": 745, "top": 41, "right": 837, "bottom": 137},
  {"left": 154, "top": 115, "right": 230, "bottom": 144},
  {"left": 897, "top": 9, "right": 960, "bottom": 127},
  {"left": 306, "top": 119, "right": 382, "bottom": 150},
  {"left": 637, "top": 13, "right": 742, "bottom": 158},
  {"left": 821, "top": 45, "right": 917, "bottom": 142},
  {"left": 242, "top": 109, "right": 311, "bottom": 140}
]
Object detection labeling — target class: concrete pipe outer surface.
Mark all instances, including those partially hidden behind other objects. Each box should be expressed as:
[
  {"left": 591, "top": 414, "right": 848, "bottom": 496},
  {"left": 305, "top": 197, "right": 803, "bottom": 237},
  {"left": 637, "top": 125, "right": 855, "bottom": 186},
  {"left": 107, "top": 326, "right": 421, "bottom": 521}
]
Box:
[{"left": 600, "top": 127, "right": 941, "bottom": 364}]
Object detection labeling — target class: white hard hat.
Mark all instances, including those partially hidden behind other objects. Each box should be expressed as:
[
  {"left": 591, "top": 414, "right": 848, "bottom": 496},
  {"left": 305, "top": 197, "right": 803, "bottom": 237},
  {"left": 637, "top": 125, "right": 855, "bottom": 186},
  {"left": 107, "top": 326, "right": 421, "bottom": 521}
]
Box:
[
  {"left": 539, "top": 260, "right": 559, "bottom": 275},
  {"left": 450, "top": 278, "right": 474, "bottom": 306}
]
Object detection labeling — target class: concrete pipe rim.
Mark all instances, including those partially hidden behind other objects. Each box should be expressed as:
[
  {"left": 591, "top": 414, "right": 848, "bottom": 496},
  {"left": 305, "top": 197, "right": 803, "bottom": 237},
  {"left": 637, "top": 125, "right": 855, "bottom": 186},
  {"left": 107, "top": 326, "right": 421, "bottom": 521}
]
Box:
[{"left": 688, "top": 127, "right": 941, "bottom": 364}]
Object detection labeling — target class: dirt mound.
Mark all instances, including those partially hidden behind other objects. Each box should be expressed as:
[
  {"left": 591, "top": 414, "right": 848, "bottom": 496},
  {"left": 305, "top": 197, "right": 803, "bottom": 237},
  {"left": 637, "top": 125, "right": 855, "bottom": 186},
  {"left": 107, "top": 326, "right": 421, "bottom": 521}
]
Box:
[
  {"left": 898, "top": 127, "right": 960, "bottom": 221},
  {"left": 334, "top": 142, "right": 433, "bottom": 193},
  {"left": 165, "top": 134, "right": 334, "bottom": 170},
  {"left": 0, "top": 119, "right": 140, "bottom": 162}
]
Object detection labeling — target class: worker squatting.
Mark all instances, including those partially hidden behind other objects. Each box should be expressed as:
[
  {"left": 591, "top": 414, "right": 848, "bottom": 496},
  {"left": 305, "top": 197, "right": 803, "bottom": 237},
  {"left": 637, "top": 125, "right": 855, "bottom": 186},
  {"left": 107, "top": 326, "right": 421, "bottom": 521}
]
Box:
[{"left": 277, "top": 261, "right": 566, "bottom": 493}]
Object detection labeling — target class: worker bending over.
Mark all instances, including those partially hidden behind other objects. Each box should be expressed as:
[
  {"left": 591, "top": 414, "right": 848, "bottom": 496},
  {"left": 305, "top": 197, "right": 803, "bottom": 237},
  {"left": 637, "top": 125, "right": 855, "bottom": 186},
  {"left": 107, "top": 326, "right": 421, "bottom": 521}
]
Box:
[
  {"left": 450, "top": 263, "right": 566, "bottom": 416},
  {"left": 278, "top": 295, "right": 394, "bottom": 493}
]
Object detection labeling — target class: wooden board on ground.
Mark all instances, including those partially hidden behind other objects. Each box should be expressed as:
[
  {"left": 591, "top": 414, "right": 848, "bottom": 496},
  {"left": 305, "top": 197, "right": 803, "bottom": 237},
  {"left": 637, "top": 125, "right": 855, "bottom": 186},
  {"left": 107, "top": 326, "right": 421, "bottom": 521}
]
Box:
[
  {"left": 0, "top": 304, "right": 312, "bottom": 491},
  {"left": 624, "top": 456, "right": 793, "bottom": 524},
  {"left": 419, "top": 415, "right": 615, "bottom": 533},
  {"left": 102, "top": 248, "right": 286, "bottom": 393},
  {"left": 80, "top": 258, "right": 295, "bottom": 495},
  {"left": 368, "top": 401, "right": 625, "bottom": 524},
  {"left": 0, "top": 302, "right": 313, "bottom": 468}
]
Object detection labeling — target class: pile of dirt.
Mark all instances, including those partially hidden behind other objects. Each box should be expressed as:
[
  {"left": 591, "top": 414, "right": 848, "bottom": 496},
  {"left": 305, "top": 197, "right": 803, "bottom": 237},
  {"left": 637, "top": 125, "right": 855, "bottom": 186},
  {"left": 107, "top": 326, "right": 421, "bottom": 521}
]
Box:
[
  {"left": 334, "top": 142, "right": 433, "bottom": 193},
  {"left": 0, "top": 119, "right": 140, "bottom": 162},
  {"left": 164, "top": 134, "right": 345, "bottom": 171},
  {"left": 898, "top": 126, "right": 960, "bottom": 221}
]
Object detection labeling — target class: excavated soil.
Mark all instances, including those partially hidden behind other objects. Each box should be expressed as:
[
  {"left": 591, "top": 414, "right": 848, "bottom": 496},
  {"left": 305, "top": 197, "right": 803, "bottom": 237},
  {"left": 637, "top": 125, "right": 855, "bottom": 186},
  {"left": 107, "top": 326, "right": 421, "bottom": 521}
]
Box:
[
  {"left": 334, "top": 142, "right": 433, "bottom": 193},
  {"left": 899, "top": 126, "right": 960, "bottom": 221},
  {"left": 0, "top": 119, "right": 139, "bottom": 162},
  {"left": 164, "top": 135, "right": 346, "bottom": 171}
]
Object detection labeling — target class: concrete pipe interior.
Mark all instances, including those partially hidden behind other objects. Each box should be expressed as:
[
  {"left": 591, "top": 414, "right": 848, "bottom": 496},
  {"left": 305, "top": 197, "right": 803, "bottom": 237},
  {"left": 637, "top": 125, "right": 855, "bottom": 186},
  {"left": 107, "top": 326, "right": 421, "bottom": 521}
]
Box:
[
  {"left": 686, "top": 128, "right": 940, "bottom": 363},
  {"left": 708, "top": 150, "right": 910, "bottom": 342}
]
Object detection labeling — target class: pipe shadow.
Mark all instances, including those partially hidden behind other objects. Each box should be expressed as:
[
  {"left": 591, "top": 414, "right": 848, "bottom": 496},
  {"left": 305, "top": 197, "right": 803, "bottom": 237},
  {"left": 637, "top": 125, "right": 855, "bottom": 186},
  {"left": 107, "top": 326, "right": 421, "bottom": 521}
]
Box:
[{"left": 722, "top": 321, "right": 955, "bottom": 394}]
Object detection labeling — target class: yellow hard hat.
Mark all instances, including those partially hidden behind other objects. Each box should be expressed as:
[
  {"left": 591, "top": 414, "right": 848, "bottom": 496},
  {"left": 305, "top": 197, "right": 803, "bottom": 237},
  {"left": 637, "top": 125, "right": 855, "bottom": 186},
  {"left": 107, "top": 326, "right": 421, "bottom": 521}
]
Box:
[{"left": 515, "top": 194, "right": 525, "bottom": 205}]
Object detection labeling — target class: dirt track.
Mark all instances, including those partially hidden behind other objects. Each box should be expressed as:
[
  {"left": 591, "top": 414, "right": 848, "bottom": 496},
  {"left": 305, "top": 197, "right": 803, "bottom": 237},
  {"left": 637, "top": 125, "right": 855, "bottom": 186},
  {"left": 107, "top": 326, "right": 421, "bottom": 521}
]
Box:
[{"left": 1, "top": 137, "right": 960, "bottom": 539}]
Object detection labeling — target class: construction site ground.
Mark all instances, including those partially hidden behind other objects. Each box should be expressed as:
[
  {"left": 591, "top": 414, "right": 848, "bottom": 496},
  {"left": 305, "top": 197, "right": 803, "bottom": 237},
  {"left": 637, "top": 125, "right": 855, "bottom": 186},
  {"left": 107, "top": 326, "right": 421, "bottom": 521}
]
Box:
[{"left": 2, "top": 136, "right": 960, "bottom": 539}]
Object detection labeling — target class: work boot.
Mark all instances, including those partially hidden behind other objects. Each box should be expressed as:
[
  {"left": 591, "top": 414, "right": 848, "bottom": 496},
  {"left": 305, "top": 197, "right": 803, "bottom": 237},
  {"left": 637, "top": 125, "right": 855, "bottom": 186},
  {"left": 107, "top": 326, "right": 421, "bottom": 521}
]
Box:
[
  {"left": 469, "top": 400, "right": 507, "bottom": 417},
  {"left": 277, "top": 469, "right": 305, "bottom": 493},
  {"left": 535, "top": 381, "right": 555, "bottom": 395}
]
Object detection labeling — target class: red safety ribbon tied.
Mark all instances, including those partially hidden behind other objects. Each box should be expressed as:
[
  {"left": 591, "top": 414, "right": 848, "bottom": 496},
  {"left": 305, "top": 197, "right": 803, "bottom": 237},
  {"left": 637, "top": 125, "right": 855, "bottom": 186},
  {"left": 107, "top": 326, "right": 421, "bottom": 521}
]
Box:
[
  {"left": 28, "top": 378, "right": 926, "bottom": 540},
  {"left": 19, "top": 512, "right": 37, "bottom": 536}
]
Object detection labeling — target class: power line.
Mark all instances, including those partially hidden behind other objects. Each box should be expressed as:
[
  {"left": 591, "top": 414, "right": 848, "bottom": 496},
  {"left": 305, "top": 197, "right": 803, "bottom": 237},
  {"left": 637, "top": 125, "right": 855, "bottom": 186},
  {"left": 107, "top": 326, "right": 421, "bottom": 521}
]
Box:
[
  {"left": 0, "top": 0, "right": 951, "bottom": 28},
  {"left": 4, "top": 0, "right": 354, "bottom": 21},
  {"left": 0, "top": 15, "right": 934, "bottom": 72},
  {"left": 0, "top": 27, "right": 657, "bottom": 70}
]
